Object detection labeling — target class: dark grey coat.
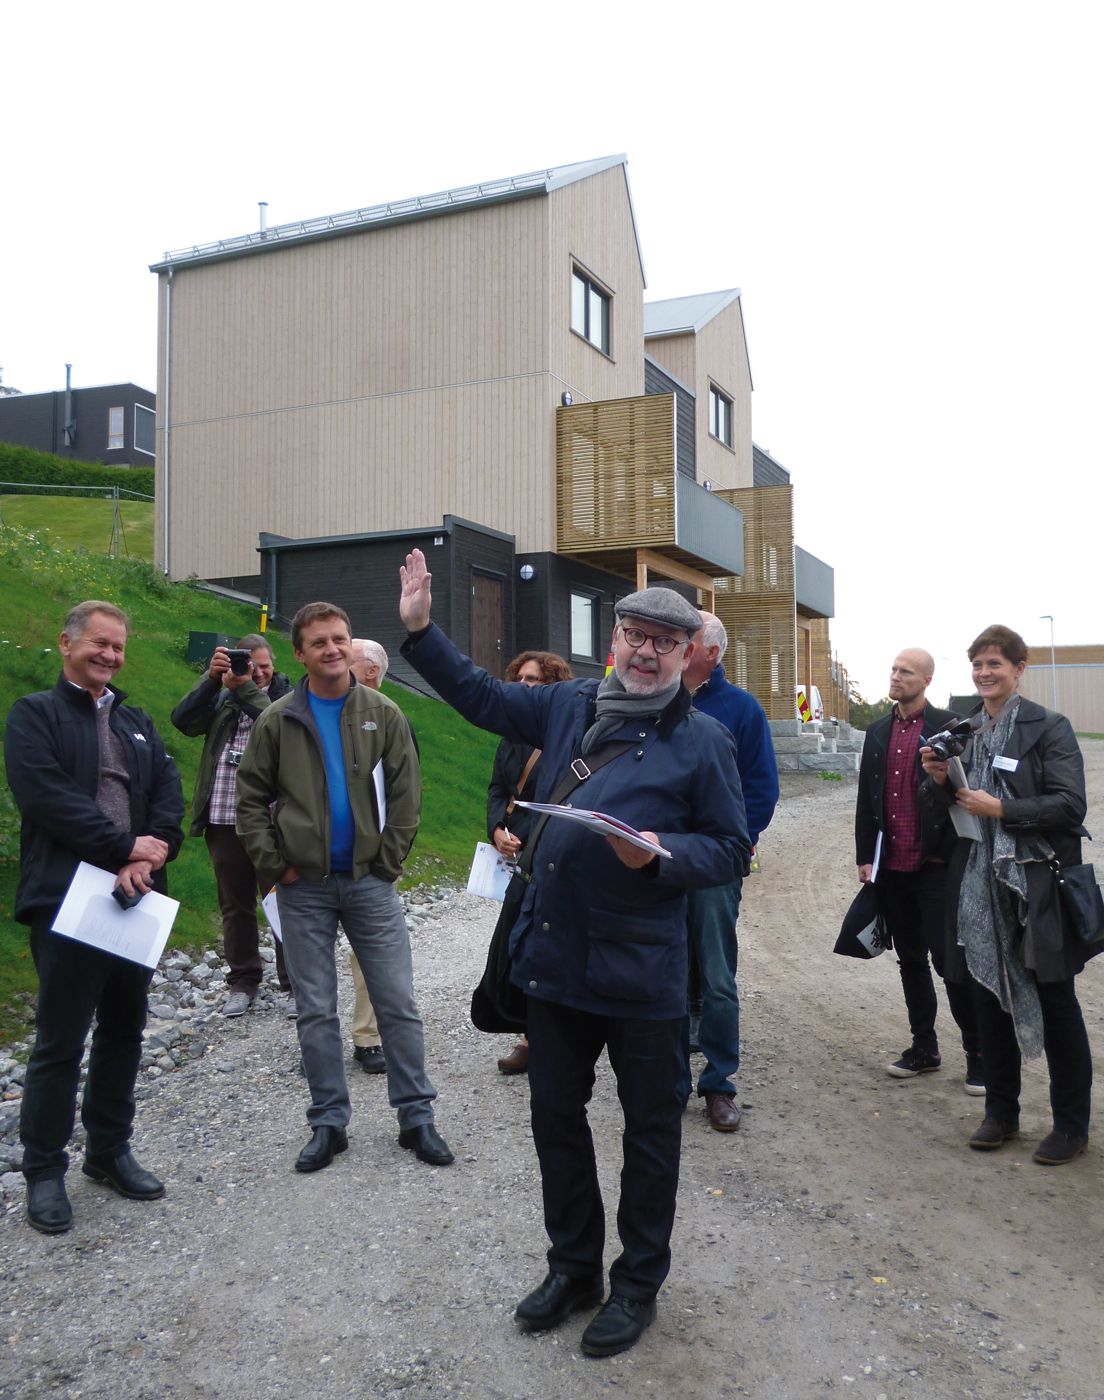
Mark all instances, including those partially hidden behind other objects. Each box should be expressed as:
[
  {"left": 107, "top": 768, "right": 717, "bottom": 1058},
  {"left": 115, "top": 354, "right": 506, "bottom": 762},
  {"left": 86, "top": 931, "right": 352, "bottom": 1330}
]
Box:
[{"left": 921, "top": 698, "right": 1094, "bottom": 982}]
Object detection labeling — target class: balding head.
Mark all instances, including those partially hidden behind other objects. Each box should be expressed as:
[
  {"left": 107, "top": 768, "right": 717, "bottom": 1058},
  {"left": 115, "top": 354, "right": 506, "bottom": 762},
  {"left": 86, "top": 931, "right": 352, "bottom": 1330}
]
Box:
[{"left": 889, "top": 648, "right": 934, "bottom": 714}]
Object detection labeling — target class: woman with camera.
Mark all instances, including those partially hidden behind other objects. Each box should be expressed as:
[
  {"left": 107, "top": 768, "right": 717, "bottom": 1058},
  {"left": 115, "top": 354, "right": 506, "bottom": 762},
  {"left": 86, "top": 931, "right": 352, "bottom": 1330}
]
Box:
[
  {"left": 486, "top": 650, "right": 573, "bottom": 1074},
  {"left": 920, "top": 624, "right": 1095, "bottom": 1164}
]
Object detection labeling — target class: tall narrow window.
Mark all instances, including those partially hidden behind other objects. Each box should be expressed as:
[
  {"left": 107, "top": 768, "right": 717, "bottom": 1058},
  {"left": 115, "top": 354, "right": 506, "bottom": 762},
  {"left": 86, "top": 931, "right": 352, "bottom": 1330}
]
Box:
[
  {"left": 709, "top": 386, "right": 733, "bottom": 447},
  {"left": 570, "top": 590, "right": 599, "bottom": 659},
  {"left": 134, "top": 404, "right": 155, "bottom": 456},
  {"left": 571, "top": 268, "right": 610, "bottom": 355},
  {"left": 107, "top": 406, "right": 125, "bottom": 450}
]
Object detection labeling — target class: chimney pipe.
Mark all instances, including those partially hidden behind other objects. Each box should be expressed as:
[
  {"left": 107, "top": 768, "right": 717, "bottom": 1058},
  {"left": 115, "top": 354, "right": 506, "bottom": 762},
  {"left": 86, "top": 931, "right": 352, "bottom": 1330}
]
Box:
[
  {"left": 63, "top": 363, "right": 76, "bottom": 449},
  {"left": 259, "top": 201, "right": 268, "bottom": 238}
]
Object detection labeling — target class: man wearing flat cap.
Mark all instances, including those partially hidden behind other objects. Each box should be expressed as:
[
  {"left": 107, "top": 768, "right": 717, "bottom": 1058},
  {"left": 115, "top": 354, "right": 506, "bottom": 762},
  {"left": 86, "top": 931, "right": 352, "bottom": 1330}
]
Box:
[{"left": 399, "top": 550, "right": 749, "bottom": 1358}]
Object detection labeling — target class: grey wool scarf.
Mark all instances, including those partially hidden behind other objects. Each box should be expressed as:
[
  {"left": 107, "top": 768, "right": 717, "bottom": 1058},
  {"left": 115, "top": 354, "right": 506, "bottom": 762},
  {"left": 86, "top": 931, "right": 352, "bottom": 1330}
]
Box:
[{"left": 580, "top": 670, "right": 682, "bottom": 754}]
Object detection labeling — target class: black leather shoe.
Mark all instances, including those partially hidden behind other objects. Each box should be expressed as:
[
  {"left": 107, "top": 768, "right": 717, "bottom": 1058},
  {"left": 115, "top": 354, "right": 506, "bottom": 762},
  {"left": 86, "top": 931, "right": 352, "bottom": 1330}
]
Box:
[
  {"left": 353, "top": 1044, "right": 387, "bottom": 1075},
  {"left": 580, "top": 1293, "right": 657, "bottom": 1357},
  {"left": 294, "top": 1126, "right": 349, "bottom": 1173},
  {"left": 515, "top": 1271, "right": 604, "bottom": 1333},
  {"left": 398, "top": 1123, "right": 454, "bottom": 1166},
  {"left": 968, "top": 1116, "right": 1019, "bottom": 1151},
  {"left": 27, "top": 1177, "right": 73, "bottom": 1234},
  {"left": 82, "top": 1151, "right": 165, "bottom": 1200}
]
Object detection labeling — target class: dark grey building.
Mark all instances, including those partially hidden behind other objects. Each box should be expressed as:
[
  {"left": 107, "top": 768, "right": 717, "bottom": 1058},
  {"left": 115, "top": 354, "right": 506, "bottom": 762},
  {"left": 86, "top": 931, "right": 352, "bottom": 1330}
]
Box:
[{"left": 0, "top": 379, "right": 155, "bottom": 468}]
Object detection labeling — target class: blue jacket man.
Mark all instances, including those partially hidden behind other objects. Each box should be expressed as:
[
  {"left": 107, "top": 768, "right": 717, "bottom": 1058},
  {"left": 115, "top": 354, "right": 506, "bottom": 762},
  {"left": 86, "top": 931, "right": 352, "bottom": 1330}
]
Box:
[
  {"left": 679, "top": 612, "right": 779, "bottom": 1131},
  {"left": 399, "top": 550, "right": 750, "bottom": 1359}
]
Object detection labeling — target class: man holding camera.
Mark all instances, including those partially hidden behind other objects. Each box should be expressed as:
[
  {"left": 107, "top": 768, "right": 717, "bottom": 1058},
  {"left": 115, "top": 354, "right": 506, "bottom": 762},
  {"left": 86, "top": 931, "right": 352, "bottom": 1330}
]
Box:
[
  {"left": 171, "top": 634, "right": 295, "bottom": 1017},
  {"left": 855, "top": 648, "right": 981, "bottom": 1089}
]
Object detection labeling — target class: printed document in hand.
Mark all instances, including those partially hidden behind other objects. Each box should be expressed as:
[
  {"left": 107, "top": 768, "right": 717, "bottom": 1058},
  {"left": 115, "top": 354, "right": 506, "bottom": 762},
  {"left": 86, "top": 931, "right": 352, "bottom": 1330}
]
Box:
[
  {"left": 514, "top": 801, "right": 672, "bottom": 858},
  {"left": 262, "top": 888, "right": 283, "bottom": 942},
  {"left": 52, "top": 862, "right": 179, "bottom": 969},
  {"left": 466, "top": 841, "right": 515, "bottom": 902},
  {"left": 946, "top": 757, "right": 983, "bottom": 841}
]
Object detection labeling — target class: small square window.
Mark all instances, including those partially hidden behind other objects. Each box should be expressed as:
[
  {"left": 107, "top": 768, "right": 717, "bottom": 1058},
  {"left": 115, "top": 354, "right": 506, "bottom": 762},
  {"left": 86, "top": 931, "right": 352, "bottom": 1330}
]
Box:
[
  {"left": 571, "top": 268, "right": 610, "bottom": 355},
  {"left": 570, "top": 591, "right": 599, "bottom": 660},
  {"left": 709, "top": 386, "right": 733, "bottom": 448},
  {"left": 107, "top": 406, "right": 125, "bottom": 451}
]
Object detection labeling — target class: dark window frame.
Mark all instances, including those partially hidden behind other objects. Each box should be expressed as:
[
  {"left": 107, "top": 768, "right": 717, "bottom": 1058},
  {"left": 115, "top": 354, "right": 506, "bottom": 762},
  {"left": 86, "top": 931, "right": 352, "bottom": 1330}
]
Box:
[
  {"left": 708, "top": 383, "right": 733, "bottom": 449},
  {"left": 570, "top": 265, "right": 612, "bottom": 356},
  {"left": 569, "top": 586, "right": 602, "bottom": 662},
  {"left": 133, "top": 403, "right": 156, "bottom": 457}
]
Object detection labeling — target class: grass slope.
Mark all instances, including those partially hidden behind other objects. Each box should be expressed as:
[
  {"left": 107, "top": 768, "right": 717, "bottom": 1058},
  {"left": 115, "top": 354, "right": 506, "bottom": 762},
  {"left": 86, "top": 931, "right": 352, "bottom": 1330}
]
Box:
[
  {"left": 0, "top": 494, "right": 154, "bottom": 562},
  {"left": 0, "top": 525, "right": 499, "bottom": 1034}
]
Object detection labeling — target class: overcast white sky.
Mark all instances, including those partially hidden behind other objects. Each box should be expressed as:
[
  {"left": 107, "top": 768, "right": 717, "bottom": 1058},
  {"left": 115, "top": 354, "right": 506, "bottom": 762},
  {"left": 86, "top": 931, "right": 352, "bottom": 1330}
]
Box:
[{"left": 3, "top": 2, "right": 1100, "bottom": 701}]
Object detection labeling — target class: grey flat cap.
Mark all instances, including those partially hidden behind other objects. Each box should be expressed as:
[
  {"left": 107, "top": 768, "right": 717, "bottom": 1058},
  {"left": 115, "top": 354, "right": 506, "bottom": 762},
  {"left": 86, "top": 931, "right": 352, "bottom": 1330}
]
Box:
[{"left": 615, "top": 587, "right": 702, "bottom": 638}]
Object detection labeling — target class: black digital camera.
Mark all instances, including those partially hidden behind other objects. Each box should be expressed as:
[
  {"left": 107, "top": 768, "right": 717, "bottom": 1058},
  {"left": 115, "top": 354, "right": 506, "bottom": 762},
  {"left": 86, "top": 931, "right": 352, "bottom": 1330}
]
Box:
[
  {"left": 225, "top": 648, "right": 253, "bottom": 676},
  {"left": 923, "top": 717, "right": 975, "bottom": 761}
]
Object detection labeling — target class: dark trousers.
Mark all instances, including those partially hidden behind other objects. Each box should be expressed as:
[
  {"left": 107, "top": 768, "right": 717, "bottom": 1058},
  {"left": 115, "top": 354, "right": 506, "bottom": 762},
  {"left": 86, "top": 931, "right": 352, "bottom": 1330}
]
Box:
[
  {"left": 20, "top": 922, "right": 152, "bottom": 1181},
  {"left": 877, "top": 865, "right": 979, "bottom": 1057},
  {"left": 975, "top": 978, "right": 1093, "bottom": 1137},
  {"left": 526, "top": 997, "right": 684, "bottom": 1301},
  {"left": 205, "top": 824, "right": 290, "bottom": 993}
]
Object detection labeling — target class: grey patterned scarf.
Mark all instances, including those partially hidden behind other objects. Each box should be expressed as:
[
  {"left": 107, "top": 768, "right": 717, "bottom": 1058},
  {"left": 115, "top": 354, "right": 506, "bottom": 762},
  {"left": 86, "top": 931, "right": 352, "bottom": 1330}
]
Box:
[
  {"left": 580, "top": 669, "right": 681, "bottom": 754},
  {"left": 956, "top": 698, "right": 1050, "bottom": 1058}
]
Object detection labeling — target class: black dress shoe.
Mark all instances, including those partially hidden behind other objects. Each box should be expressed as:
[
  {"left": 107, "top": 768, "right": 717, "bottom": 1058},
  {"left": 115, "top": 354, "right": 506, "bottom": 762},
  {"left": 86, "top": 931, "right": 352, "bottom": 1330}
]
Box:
[
  {"left": 82, "top": 1151, "right": 165, "bottom": 1200},
  {"left": 580, "top": 1293, "right": 657, "bottom": 1357},
  {"left": 294, "top": 1126, "right": 349, "bottom": 1173},
  {"left": 353, "top": 1045, "right": 387, "bottom": 1075},
  {"left": 397, "top": 1123, "right": 454, "bottom": 1165},
  {"left": 27, "top": 1177, "right": 73, "bottom": 1234},
  {"left": 515, "top": 1271, "right": 604, "bottom": 1332}
]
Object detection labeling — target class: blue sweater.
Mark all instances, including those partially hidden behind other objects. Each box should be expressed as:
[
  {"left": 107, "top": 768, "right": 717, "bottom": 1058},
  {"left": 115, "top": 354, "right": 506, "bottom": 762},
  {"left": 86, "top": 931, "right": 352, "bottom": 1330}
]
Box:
[{"left": 692, "top": 665, "right": 779, "bottom": 846}]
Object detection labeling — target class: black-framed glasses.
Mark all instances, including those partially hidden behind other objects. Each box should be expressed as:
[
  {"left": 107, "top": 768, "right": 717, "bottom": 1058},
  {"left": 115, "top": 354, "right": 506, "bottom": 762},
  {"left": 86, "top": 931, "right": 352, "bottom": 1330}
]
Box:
[{"left": 619, "top": 626, "right": 684, "bottom": 656}]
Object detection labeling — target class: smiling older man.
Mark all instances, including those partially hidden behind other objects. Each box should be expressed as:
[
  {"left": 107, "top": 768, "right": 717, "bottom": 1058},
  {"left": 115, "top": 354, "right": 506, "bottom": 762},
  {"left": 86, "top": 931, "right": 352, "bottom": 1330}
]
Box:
[{"left": 399, "top": 552, "right": 750, "bottom": 1358}]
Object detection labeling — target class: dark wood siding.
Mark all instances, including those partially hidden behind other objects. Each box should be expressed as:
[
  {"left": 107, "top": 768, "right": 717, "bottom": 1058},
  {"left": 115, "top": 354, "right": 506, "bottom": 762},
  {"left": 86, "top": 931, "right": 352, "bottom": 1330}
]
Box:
[
  {"left": 0, "top": 383, "right": 155, "bottom": 468},
  {"left": 644, "top": 356, "right": 696, "bottom": 480}
]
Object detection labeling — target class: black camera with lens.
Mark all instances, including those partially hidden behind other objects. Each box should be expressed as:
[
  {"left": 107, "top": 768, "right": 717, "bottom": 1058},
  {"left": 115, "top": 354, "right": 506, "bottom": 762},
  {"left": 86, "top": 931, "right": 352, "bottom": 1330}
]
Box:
[
  {"left": 923, "top": 717, "right": 975, "bottom": 761},
  {"left": 225, "top": 648, "right": 253, "bottom": 676}
]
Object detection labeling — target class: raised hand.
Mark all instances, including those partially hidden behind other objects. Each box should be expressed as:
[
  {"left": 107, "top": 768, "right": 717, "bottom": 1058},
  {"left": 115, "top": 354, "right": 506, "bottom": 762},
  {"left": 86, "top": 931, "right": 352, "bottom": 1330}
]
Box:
[{"left": 399, "top": 548, "right": 433, "bottom": 632}]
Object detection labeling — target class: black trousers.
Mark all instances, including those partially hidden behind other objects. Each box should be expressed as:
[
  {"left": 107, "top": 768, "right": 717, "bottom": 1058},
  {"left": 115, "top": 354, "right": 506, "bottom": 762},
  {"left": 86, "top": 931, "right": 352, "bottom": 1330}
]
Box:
[
  {"left": 205, "top": 824, "right": 291, "bottom": 994},
  {"left": 975, "top": 978, "right": 1092, "bottom": 1137},
  {"left": 20, "top": 922, "right": 152, "bottom": 1181},
  {"left": 526, "top": 997, "right": 683, "bottom": 1301},
  {"left": 877, "top": 865, "right": 979, "bottom": 1057}
]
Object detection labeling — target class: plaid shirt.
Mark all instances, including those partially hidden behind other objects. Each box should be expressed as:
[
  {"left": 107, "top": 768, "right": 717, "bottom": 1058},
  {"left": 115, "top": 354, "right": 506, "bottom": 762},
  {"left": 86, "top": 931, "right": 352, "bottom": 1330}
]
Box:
[
  {"left": 207, "top": 708, "right": 258, "bottom": 826},
  {"left": 882, "top": 705, "right": 925, "bottom": 872}
]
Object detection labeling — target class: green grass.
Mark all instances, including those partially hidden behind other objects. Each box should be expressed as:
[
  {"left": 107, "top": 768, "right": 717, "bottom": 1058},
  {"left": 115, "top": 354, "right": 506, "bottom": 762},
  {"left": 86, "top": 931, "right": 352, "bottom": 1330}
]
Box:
[
  {"left": 0, "top": 494, "right": 154, "bottom": 563},
  {"left": 0, "top": 524, "right": 499, "bottom": 1037}
]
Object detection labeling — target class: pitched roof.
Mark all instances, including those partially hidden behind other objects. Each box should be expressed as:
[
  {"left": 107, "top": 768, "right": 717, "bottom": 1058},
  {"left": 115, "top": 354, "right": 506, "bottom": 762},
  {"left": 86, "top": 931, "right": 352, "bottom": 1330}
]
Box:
[
  {"left": 643, "top": 288, "right": 742, "bottom": 337},
  {"left": 151, "top": 155, "right": 643, "bottom": 275}
]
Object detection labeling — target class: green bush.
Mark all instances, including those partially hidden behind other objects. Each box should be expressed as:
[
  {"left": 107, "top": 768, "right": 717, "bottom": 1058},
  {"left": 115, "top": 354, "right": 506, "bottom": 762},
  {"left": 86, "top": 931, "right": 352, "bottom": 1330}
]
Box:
[{"left": 0, "top": 441, "right": 153, "bottom": 497}]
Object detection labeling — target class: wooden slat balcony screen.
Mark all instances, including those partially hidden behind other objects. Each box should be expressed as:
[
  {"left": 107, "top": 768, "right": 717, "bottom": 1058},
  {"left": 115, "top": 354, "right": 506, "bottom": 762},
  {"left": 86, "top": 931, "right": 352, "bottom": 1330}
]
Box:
[
  {"left": 556, "top": 395, "right": 678, "bottom": 559},
  {"left": 810, "top": 617, "right": 851, "bottom": 723},
  {"left": 713, "top": 485, "right": 798, "bottom": 721}
]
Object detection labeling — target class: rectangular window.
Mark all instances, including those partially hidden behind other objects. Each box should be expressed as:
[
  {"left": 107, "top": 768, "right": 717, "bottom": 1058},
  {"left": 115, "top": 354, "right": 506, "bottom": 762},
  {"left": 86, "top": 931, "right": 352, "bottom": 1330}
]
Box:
[
  {"left": 134, "top": 404, "right": 155, "bottom": 456},
  {"left": 107, "top": 406, "right": 125, "bottom": 451},
  {"left": 709, "top": 385, "right": 733, "bottom": 447},
  {"left": 571, "top": 268, "right": 610, "bottom": 354},
  {"left": 570, "top": 590, "right": 599, "bottom": 659}
]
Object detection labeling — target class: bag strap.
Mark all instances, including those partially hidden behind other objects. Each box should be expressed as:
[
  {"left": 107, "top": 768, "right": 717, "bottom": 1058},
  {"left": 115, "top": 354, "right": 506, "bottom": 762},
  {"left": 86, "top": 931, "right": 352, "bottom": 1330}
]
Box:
[
  {"left": 505, "top": 747, "right": 542, "bottom": 817},
  {"left": 514, "top": 740, "right": 637, "bottom": 882}
]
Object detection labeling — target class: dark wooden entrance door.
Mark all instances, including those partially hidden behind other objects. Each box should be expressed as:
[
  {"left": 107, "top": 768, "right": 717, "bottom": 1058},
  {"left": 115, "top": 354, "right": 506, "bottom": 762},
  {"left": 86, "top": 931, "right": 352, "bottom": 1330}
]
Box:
[{"left": 471, "top": 572, "right": 503, "bottom": 677}]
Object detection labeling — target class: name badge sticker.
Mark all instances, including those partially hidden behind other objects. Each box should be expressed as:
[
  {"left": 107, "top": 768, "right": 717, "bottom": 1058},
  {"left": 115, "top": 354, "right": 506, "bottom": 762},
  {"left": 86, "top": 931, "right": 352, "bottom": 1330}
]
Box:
[{"left": 993, "top": 755, "right": 1018, "bottom": 773}]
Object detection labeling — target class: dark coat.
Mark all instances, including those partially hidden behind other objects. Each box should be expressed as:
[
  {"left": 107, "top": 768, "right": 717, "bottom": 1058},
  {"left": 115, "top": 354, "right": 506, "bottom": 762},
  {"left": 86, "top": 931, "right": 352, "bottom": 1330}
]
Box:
[
  {"left": 171, "top": 670, "right": 292, "bottom": 835},
  {"left": 4, "top": 676, "right": 185, "bottom": 925},
  {"left": 920, "top": 698, "right": 1093, "bottom": 982},
  {"left": 403, "top": 623, "right": 751, "bottom": 1020},
  {"left": 855, "top": 701, "right": 958, "bottom": 868},
  {"left": 486, "top": 740, "right": 542, "bottom": 847}
]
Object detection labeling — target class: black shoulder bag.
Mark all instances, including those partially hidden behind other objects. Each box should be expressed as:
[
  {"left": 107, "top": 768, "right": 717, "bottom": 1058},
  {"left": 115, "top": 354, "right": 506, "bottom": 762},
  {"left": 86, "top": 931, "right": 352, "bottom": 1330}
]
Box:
[{"left": 470, "top": 740, "right": 637, "bottom": 1033}]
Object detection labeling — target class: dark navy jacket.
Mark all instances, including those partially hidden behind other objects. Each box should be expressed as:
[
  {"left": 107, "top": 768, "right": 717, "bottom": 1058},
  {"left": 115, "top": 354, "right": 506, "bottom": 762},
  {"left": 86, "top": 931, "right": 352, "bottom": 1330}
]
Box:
[
  {"left": 691, "top": 664, "right": 778, "bottom": 846},
  {"left": 403, "top": 624, "right": 751, "bottom": 1020}
]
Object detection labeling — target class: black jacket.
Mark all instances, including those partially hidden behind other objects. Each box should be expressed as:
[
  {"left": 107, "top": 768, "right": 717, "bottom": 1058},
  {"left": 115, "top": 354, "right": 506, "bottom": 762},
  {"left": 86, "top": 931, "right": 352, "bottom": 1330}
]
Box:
[
  {"left": 486, "top": 740, "right": 543, "bottom": 847},
  {"left": 4, "top": 676, "right": 185, "bottom": 925},
  {"left": 921, "top": 698, "right": 1094, "bottom": 982},
  {"left": 855, "top": 701, "right": 957, "bottom": 868}
]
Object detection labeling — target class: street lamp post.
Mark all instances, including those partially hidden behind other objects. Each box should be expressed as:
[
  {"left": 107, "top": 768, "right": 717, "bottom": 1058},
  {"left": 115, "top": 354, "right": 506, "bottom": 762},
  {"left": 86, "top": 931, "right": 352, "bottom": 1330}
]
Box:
[{"left": 1039, "top": 614, "right": 1057, "bottom": 709}]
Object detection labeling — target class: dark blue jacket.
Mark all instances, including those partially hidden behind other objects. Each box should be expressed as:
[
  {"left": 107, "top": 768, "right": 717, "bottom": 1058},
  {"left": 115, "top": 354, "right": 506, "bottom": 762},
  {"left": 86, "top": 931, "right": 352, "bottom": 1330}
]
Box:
[
  {"left": 402, "top": 624, "right": 751, "bottom": 1020},
  {"left": 691, "top": 664, "right": 779, "bottom": 846}
]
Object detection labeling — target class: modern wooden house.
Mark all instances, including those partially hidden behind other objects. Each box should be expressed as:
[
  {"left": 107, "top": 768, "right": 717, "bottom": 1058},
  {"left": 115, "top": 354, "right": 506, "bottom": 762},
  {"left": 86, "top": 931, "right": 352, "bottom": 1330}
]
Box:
[
  {"left": 150, "top": 154, "right": 843, "bottom": 715},
  {"left": 0, "top": 372, "right": 155, "bottom": 469}
]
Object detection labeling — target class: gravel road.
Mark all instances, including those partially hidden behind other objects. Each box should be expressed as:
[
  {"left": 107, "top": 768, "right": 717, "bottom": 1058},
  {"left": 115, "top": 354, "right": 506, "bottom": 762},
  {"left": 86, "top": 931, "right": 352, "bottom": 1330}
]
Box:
[{"left": 1, "top": 745, "right": 1102, "bottom": 1400}]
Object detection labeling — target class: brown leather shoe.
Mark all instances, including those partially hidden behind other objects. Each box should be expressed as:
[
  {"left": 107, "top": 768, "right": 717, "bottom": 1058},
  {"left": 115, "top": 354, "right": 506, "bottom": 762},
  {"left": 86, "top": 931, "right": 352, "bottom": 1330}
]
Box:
[
  {"left": 704, "top": 1092, "right": 742, "bottom": 1132},
  {"left": 497, "top": 1041, "right": 529, "bottom": 1075}
]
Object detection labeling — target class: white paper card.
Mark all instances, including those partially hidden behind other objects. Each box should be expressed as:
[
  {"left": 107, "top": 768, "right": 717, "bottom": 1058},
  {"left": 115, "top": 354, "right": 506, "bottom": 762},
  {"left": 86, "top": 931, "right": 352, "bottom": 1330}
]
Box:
[
  {"left": 514, "top": 801, "right": 673, "bottom": 858},
  {"left": 51, "top": 862, "right": 179, "bottom": 969},
  {"left": 993, "top": 755, "right": 1019, "bottom": 773},
  {"left": 372, "top": 760, "right": 387, "bottom": 830},
  {"left": 466, "top": 841, "right": 515, "bottom": 902},
  {"left": 262, "top": 888, "right": 282, "bottom": 942}
]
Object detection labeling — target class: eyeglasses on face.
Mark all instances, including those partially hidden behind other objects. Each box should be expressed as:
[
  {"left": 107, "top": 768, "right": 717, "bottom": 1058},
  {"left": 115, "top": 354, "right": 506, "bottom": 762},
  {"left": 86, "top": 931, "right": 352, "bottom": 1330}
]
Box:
[{"left": 619, "top": 626, "right": 684, "bottom": 656}]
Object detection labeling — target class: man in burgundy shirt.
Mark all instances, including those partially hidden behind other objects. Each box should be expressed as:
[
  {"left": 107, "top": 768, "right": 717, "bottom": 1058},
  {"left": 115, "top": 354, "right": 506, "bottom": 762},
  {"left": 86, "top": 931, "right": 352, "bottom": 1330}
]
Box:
[{"left": 855, "top": 649, "right": 982, "bottom": 1090}]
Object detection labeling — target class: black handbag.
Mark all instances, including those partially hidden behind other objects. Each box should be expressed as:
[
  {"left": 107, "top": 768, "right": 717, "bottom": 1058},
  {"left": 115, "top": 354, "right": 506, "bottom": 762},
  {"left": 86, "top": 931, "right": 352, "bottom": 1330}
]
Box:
[
  {"left": 1049, "top": 858, "right": 1104, "bottom": 948},
  {"left": 833, "top": 881, "right": 890, "bottom": 960},
  {"left": 470, "top": 739, "right": 637, "bottom": 1033}
]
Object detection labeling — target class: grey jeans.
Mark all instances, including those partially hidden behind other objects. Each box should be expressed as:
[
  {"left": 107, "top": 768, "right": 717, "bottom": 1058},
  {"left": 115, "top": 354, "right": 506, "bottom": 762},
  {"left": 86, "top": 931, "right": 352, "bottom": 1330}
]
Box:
[{"left": 276, "top": 873, "right": 437, "bottom": 1131}]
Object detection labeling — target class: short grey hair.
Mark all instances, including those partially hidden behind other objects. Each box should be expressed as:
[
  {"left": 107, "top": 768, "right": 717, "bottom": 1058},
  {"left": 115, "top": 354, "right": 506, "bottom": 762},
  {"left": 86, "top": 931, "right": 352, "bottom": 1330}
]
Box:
[
  {"left": 63, "top": 600, "right": 129, "bottom": 638},
  {"left": 698, "top": 613, "right": 728, "bottom": 661},
  {"left": 355, "top": 638, "right": 389, "bottom": 682},
  {"left": 237, "top": 633, "right": 272, "bottom": 657}
]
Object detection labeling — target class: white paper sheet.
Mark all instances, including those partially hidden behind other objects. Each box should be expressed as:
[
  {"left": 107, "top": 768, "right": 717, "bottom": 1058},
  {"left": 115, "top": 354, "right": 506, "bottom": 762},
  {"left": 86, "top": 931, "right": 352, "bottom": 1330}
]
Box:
[
  {"left": 372, "top": 760, "right": 387, "bottom": 831},
  {"left": 466, "top": 841, "right": 515, "bottom": 901},
  {"left": 870, "top": 830, "right": 884, "bottom": 884},
  {"left": 946, "top": 758, "right": 983, "bottom": 841},
  {"left": 513, "top": 801, "right": 672, "bottom": 858},
  {"left": 51, "top": 862, "right": 179, "bottom": 969},
  {"left": 262, "top": 888, "right": 282, "bottom": 942}
]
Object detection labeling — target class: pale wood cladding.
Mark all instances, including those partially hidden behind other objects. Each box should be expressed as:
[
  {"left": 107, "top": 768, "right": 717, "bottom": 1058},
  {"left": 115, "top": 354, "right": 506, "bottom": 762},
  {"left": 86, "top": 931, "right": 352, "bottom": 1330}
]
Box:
[{"left": 158, "top": 165, "right": 650, "bottom": 581}]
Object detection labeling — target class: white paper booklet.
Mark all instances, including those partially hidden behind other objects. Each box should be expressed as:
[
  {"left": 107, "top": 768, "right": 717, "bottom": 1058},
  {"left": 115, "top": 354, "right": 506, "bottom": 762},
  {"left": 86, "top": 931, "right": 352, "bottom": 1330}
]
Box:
[
  {"left": 466, "top": 841, "right": 515, "bottom": 901},
  {"left": 513, "top": 802, "right": 672, "bottom": 859},
  {"left": 51, "top": 862, "right": 179, "bottom": 969}
]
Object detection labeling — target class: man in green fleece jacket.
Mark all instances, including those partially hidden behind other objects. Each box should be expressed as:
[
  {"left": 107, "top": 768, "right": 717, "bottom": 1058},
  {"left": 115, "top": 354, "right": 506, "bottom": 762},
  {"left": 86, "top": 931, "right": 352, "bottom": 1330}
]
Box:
[{"left": 236, "top": 601, "right": 452, "bottom": 1173}]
